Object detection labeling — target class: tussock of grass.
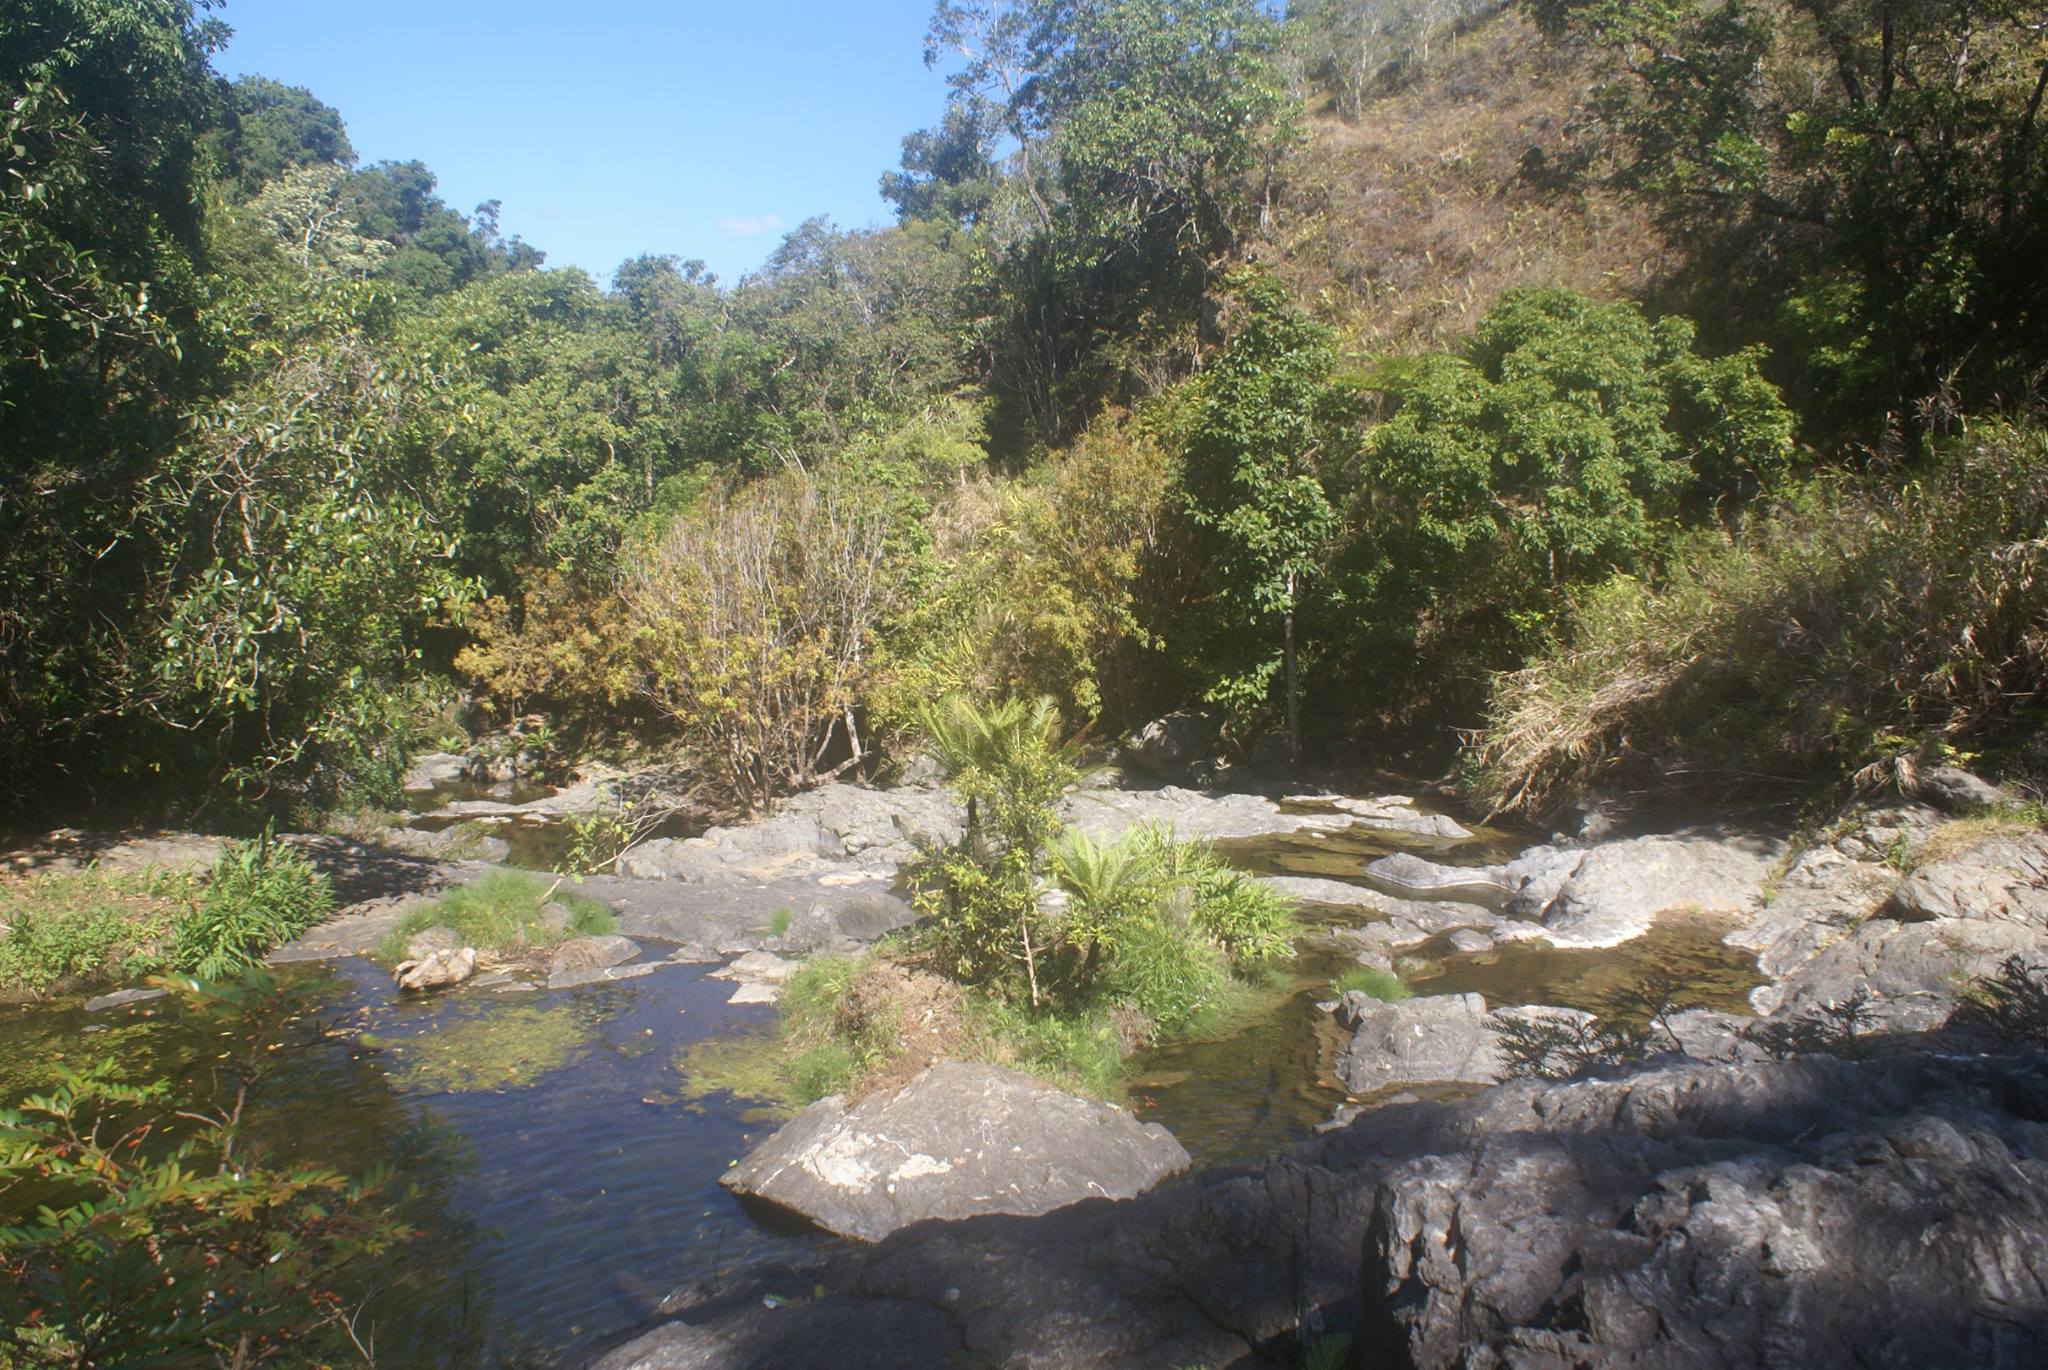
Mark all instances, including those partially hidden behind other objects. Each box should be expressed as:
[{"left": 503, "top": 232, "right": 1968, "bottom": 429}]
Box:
[
  {"left": 1332, "top": 965, "right": 1411, "bottom": 1003},
  {"left": 374, "top": 870, "right": 614, "bottom": 964}
]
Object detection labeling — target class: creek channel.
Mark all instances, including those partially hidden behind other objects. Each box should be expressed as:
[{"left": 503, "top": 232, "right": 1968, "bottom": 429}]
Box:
[{"left": 1, "top": 787, "right": 1764, "bottom": 1365}]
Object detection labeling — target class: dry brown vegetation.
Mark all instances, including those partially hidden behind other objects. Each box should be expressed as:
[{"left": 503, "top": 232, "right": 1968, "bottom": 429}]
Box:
[{"left": 1268, "top": 10, "right": 1675, "bottom": 356}]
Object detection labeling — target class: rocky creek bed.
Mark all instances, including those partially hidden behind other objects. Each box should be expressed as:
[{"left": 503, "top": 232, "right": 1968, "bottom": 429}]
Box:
[{"left": 7, "top": 760, "right": 2047, "bottom": 1366}]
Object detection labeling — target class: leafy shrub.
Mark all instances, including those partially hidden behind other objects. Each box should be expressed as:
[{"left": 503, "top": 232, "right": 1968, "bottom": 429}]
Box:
[
  {"left": 625, "top": 467, "right": 903, "bottom": 812},
  {"left": 1100, "top": 915, "right": 1234, "bottom": 1036},
  {"left": 453, "top": 567, "right": 644, "bottom": 742},
  {"left": 876, "top": 410, "right": 1185, "bottom": 731},
  {"left": 168, "top": 836, "right": 334, "bottom": 980},
  {"left": 1475, "top": 421, "right": 2048, "bottom": 816},
  {"left": 911, "top": 696, "right": 1079, "bottom": 1002},
  {"left": 0, "top": 869, "right": 189, "bottom": 995},
  {"left": 1340, "top": 287, "right": 1793, "bottom": 724},
  {"left": 374, "top": 870, "right": 612, "bottom": 963},
  {"left": 0, "top": 974, "right": 416, "bottom": 1365}
]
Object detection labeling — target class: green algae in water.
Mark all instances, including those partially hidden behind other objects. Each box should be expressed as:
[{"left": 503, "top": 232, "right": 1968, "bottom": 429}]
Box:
[
  {"left": 671, "top": 1027, "right": 802, "bottom": 1122},
  {"left": 366, "top": 1002, "right": 597, "bottom": 1093}
]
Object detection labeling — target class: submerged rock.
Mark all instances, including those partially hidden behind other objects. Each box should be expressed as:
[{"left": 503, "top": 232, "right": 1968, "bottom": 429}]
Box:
[
  {"left": 394, "top": 946, "right": 476, "bottom": 992},
  {"left": 719, "top": 1062, "right": 1190, "bottom": 1242},
  {"left": 84, "top": 987, "right": 168, "bottom": 1012}
]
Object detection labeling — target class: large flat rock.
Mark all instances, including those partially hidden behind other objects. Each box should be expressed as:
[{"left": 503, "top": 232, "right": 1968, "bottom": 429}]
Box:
[
  {"left": 718, "top": 1062, "right": 1189, "bottom": 1242},
  {"left": 1534, "top": 829, "right": 1779, "bottom": 947}
]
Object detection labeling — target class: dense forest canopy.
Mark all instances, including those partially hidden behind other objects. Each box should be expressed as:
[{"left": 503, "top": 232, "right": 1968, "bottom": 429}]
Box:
[{"left": 3, "top": 0, "right": 2043, "bottom": 823}]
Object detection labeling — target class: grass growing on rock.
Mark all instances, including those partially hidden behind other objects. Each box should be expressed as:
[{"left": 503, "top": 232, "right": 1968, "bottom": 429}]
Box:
[
  {"left": 1909, "top": 803, "right": 2048, "bottom": 872},
  {"left": 373, "top": 870, "right": 614, "bottom": 964},
  {"left": 1332, "top": 965, "right": 1412, "bottom": 1003}
]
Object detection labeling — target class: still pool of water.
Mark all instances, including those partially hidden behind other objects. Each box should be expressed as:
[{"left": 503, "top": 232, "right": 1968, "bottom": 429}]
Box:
[{"left": 0, "top": 961, "right": 824, "bottom": 1366}]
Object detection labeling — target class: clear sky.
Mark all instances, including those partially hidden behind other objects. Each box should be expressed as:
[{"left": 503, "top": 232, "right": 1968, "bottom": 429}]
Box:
[{"left": 214, "top": 0, "right": 953, "bottom": 285}]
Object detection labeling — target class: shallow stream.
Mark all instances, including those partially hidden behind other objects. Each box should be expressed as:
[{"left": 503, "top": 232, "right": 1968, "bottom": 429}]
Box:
[{"left": 1, "top": 792, "right": 1764, "bottom": 1363}]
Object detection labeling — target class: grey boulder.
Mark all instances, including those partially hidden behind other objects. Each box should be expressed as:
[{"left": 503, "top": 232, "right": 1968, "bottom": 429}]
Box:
[
  {"left": 1533, "top": 829, "right": 1778, "bottom": 947},
  {"left": 719, "top": 1062, "right": 1189, "bottom": 1242},
  {"left": 1335, "top": 992, "right": 1505, "bottom": 1095},
  {"left": 1889, "top": 831, "right": 2048, "bottom": 927},
  {"left": 1120, "top": 710, "right": 1223, "bottom": 782},
  {"left": 549, "top": 934, "right": 641, "bottom": 975}
]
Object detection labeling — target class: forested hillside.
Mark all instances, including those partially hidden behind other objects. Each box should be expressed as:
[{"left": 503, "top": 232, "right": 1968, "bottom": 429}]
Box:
[{"left": 4, "top": 0, "right": 2044, "bottom": 825}]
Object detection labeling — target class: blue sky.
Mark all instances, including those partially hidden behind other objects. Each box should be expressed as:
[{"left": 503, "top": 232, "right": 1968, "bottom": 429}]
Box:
[{"left": 215, "top": 1, "right": 954, "bottom": 285}]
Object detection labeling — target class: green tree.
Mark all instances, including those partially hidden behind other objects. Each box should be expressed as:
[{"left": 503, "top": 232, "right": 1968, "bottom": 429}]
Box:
[
  {"left": 1346, "top": 287, "right": 1792, "bottom": 720},
  {"left": 209, "top": 74, "right": 354, "bottom": 196},
  {"left": 915, "top": 694, "right": 1078, "bottom": 1005},
  {"left": 1180, "top": 272, "right": 1345, "bottom": 764},
  {"left": 1530, "top": 0, "right": 2048, "bottom": 433}
]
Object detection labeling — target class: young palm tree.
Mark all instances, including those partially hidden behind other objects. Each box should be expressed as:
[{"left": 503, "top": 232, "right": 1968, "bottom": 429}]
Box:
[{"left": 916, "top": 693, "right": 1077, "bottom": 1006}]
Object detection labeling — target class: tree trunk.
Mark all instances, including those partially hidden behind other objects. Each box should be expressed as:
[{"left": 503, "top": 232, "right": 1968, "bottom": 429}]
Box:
[{"left": 1284, "top": 575, "right": 1301, "bottom": 771}]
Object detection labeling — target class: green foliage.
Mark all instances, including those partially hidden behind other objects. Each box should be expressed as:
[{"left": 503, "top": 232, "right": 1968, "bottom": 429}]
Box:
[
  {"left": 1532, "top": 0, "right": 2048, "bottom": 432},
  {"left": 169, "top": 834, "right": 334, "bottom": 980},
  {"left": 1099, "top": 913, "right": 1235, "bottom": 1036},
  {"left": 912, "top": 694, "right": 1080, "bottom": 1003},
  {"left": 0, "top": 972, "right": 417, "bottom": 1366},
  {"left": 959, "top": 995, "right": 1128, "bottom": 1097},
  {"left": 1179, "top": 270, "right": 1348, "bottom": 752},
  {"left": 1333, "top": 965, "right": 1411, "bottom": 1003},
  {"left": 777, "top": 952, "right": 908, "bottom": 1101},
  {"left": 875, "top": 409, "right": 1185, "bottom": 730},
  {"left": 374, "top": 870, "right": 613, "bottom": 963},
  {"left": 1475, "top": 420, "right": 2048, "bottom": 815},
  {"left": 0, "top": 867, "right": 188, "bottom": 996},
  {"left": 1342, "top": 286, "right": 1792, "bottom": 723}
]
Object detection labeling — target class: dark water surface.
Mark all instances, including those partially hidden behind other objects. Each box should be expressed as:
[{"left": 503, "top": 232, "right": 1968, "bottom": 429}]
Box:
[{"left": 1, "top": 961, "right": 816, "bottom": 1365}]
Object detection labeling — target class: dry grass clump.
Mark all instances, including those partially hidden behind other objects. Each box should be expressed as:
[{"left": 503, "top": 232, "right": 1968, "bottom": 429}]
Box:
[
  {"left": 1473, "top": 421, "right": 2048, "bottom": 818},
  {"left": 1269, "top": 9, "right": 1674, "bottom": 355}
]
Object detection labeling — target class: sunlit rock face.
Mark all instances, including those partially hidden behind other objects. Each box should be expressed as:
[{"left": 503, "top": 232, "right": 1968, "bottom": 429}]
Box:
[{"left": 718, "top": 1061, "right": 1189, "bottom": 1242}]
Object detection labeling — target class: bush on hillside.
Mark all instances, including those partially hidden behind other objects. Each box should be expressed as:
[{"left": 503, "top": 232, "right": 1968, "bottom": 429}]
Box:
[
  {"left": 1474, "top": 420, "right": 2048, "bottom": 817},
  {"left": 1335, "top": 287, "right": 1794, "bottom": 725}
]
